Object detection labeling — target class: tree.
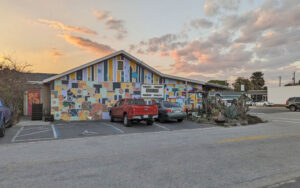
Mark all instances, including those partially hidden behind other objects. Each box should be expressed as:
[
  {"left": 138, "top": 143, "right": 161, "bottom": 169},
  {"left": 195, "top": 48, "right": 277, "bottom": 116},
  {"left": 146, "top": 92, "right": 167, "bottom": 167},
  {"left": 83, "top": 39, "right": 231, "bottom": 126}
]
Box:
[
  {"left": 207, "top": 80, "right": 229, "bottom": 86},
  {"left": 232, "top": 77, "right": 252, "bottom": 92},
  {"left": 0, "top": 55, "right": 31, "bottom": 121},
  {"left": 250, "top": 72, "right": 265, "bottom": 90}
]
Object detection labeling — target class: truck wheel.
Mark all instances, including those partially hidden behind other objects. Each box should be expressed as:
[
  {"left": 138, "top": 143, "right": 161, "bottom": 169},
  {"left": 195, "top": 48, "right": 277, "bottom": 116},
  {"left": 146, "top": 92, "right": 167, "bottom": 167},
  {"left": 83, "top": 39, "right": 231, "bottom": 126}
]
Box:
[
  {"left": 0, "top": 120, "right": 5, "bottom": 137},
  {"left": 123, "top": 114, "right": 131, "bottom": 127},
  {"left": 289, "top": 105, "right": 296, "bottom": 112},
  {"left": 110, "top": 113, "right": 115, "bottom": 122},
  {"left": 177, "top": 119, "right": 183, "bottom": 122},
  {"left": 146, "top": 120, "right": 153, "bottom": 125},
  {"left": 159, "top": 115, "right": 165, "bottom": 123}
]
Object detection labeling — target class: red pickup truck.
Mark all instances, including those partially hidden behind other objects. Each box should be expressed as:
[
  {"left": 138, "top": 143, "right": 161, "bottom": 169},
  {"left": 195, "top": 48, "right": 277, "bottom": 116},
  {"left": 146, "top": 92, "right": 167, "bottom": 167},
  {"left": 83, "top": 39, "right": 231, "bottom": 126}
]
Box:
[{"left": 110, "top": 98, "right": 158, "bottom": 126}]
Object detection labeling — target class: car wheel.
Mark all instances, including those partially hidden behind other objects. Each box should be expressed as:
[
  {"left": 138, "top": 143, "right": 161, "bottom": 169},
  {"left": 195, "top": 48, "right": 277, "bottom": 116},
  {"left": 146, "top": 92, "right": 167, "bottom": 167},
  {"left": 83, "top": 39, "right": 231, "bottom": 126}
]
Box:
[
  {"left": 146, "top": 120, "right": 153, "bottom": 125},
  {"left": 0, "top": 120, "right": 5, "bottom": 137},
  {"left": 289, "top": 105, "right": 296, "bottom": 112},
  {"left": 177, "top": 119, "right": 183, "bottom": 122},
  {"left": 123, "top": 114, "right": 131, "bottom": 127},
  {"left": 159, "top": 115, "right": 165, "bottom": 123}
]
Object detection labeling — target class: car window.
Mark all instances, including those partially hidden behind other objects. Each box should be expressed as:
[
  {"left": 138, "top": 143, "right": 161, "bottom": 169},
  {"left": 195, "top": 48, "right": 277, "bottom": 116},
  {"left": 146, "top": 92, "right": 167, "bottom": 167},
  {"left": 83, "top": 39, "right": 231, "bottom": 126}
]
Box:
[
  {"left": 126, "top": 99, "right": 145, "bottom": 105},
  {"left": 163, "top": 102, "right": 181, "bottom": 108},
  {"left": 288, "top": 97, "right": 295, "bottom": 102},
  {"left": 295, "top": 97, "right": 300, "bottom": 102}
]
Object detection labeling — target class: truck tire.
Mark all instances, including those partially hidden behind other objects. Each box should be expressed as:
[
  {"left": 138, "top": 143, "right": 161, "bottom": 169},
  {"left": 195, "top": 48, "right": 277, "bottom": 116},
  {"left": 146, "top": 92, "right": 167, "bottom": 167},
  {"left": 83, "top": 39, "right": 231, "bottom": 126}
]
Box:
[
  {"left": 289, "top": 105, "right": 297, "bottom": 112},
  {"left": 146, "top": 120, "right": 153, "bottom": 125},
  {"left": 159, "top": 115, "right": 165, "bottom": 123},
  {"left": 123, "top": 114, "right": 131, "bottom": 127},
  {"left": 0, "top": 120, "right": 5, "bottom": 137},
  {"left": 110, "top": 112, "right": 115, "bottom": 122},
  {"left": 177, "top": 119, "right": 183, "bottom": 122}
]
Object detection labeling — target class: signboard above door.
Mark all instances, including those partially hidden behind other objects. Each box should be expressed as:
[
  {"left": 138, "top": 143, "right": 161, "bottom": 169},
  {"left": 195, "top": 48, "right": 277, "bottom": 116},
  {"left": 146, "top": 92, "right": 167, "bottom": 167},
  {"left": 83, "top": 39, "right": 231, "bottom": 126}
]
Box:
[{"left": 141, "top": 84, "right": 164, "bottom": 98}]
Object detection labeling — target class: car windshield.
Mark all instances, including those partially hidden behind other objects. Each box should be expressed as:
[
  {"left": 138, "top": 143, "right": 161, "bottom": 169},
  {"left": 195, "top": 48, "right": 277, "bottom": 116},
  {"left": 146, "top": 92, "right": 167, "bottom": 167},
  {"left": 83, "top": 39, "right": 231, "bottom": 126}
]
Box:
[
  {"left": 163, "top": 102, "right": 181, "bottom": 108},
  {"left": 127, "top": 99, "right": 145, "bottom": 105},
  {"left": 288, "top": 97, "right": 295, "bottom": 101}
]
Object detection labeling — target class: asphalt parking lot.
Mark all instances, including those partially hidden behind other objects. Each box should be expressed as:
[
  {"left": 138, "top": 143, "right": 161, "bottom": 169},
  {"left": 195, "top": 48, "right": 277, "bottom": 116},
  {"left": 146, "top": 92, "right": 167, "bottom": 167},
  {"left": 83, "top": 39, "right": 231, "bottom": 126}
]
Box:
[{"left": 0, "top": 119, "right": 212, "bottom": 145}]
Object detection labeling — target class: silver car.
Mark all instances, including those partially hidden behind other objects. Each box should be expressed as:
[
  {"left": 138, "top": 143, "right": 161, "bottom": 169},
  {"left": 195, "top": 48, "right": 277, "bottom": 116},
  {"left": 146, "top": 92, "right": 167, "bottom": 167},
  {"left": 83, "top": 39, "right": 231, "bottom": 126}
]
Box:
[{"left": 156, "top": 101, "right": 186, "bottom": 123}]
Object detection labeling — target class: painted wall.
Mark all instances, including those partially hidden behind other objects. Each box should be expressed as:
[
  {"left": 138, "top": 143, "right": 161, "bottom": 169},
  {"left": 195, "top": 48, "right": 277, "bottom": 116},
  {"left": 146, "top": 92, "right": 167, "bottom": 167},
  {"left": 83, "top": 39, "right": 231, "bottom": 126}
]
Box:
[
  {"left": 50, "top": 54, "right": 206, "bottom": 120},
  {"left": 268, "top": 86, "right": 300, "bottom": 104},
  {"left": 51, "top": 80, "right": 142, "bottom": 120}
]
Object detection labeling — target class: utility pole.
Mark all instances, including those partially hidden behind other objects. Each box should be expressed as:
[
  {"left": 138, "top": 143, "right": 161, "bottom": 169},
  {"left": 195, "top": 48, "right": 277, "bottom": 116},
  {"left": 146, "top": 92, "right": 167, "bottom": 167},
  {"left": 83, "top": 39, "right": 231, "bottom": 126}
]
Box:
[
  {"left": 292, "top": 72, "right": 296, "bottom": 85},
  {"left": 279, "top": 76, "right": 281, "bottom": 87}
]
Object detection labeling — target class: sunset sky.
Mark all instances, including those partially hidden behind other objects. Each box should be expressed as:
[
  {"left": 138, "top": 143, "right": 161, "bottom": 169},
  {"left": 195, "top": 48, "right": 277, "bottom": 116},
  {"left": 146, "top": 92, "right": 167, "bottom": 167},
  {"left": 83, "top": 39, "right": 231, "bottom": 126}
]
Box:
[{"left": 1, "top": 0, "right": 299, "bottom": 86}]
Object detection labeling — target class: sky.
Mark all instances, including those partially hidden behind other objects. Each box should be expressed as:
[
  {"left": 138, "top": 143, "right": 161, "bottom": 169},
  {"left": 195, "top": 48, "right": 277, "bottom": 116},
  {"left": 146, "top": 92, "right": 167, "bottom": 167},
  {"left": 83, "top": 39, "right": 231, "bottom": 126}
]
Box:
[{"left": 1, "top": 0, "right": 300, "bottom": 86}]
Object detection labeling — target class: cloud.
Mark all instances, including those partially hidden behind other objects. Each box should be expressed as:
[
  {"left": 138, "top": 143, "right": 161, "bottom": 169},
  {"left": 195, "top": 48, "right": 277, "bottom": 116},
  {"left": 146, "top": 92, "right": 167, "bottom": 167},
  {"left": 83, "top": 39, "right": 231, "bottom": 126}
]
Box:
[
  {"left": 133, "top": 33, "right": 188, "bottom": 55},
  {"left": 93, "top": 10, "right": 110, "bottom": 20},
  {"left": 218, "top": 0, "right": 240, "bottom": 10},
  {"left": 93, "top": 10, "right": 128, "bottom": 40},
  {"left": 105, "top": 17, "right": 127, "bottom": 40},
  {"left": 204, "top": 0, "right": 219, "bottom": 16},
  {"left": 50, "top": 48, "right": 64, "bottom": 57},
  {"left": 190, "top": 18, "right": 213, "bottom": 29},
  {"left": 61, "top": 35, "right": 115, "bottom": 55},
  {"left": 38, "top": 19, "right": 98, "bottom": 35}
]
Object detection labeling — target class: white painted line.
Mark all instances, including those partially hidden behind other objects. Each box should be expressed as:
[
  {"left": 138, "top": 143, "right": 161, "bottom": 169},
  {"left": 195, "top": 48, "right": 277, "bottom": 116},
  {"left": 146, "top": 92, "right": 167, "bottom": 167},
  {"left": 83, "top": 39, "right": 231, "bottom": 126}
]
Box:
[
  {"left": 154, "top": 123, "right": 170, "bottom": 131},
  {"left": 14, "top": 137, "right": 55, "bottom": 142},
  {"left": 52, "top": 124, "right": 58, "bottom": 138},
  {"left": 273, "top": 120, "right": 300, "bottom": 124},
  {"left": 11, "top": 126, "right": 24, "bottom": 143},
  {"left": 17, "top": 129, "right": 50, "bottom": 137},
  {"left": 102, "top": 122, "right": 124, "bottom": 134},
  {"left": 273, "top": 118, "right": 300, "bottom": 121}
]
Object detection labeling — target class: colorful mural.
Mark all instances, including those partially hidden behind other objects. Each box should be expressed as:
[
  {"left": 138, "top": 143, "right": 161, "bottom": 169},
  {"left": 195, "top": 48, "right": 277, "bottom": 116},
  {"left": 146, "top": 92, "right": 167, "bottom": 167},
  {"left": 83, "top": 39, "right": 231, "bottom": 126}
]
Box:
[
  {"left": 50, "top": 53, "right": 207, "bottom": 121},
  {"left": 51, "top": 80, "right": 142, "bottom": 120},
  {"left": 27, "top": 90, "right": 41, "bottom": 116}
]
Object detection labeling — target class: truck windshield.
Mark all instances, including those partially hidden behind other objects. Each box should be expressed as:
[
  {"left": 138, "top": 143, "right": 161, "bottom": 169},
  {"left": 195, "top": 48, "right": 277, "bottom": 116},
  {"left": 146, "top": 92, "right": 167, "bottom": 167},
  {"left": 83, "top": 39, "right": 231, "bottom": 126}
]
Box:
[{"left": 127, "top": 99, "right": 145, "bottom": 105}]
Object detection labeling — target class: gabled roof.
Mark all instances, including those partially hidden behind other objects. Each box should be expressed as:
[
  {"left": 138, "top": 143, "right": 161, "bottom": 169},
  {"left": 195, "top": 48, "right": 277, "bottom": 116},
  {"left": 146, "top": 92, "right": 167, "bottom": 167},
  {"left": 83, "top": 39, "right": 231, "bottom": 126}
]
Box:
[{"left": 42, "top": 50, "right": 230, "bottom": 89}]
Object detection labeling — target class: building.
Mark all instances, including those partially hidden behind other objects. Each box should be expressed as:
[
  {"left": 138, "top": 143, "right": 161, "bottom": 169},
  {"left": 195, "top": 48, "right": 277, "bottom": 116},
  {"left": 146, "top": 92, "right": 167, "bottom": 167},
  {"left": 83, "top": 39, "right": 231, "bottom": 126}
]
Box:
[
  {"left": 247, "top": 90, "right": 267, "bottom": 102},
  {"left": 268, "top": 86, "right": 300, "bottom": 104},
  {"left": 39, "top": 50, "right": 229, "bottom": 121},
  {"left": 22, "top": 73, "right": 57, "bottom": 116}
]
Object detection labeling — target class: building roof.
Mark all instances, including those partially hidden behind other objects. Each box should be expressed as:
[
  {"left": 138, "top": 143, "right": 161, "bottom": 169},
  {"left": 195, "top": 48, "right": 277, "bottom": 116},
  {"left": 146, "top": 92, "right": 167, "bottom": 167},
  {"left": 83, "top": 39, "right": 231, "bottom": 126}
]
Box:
[
  {"left": 42, "top": 50, "right": 230, "bottom": 89},
  {"left": 209, "top": 91, "right": 243, "bottom": 96},
  {"left": 23, "top": 73, "right": 57, "bottom": 82}
]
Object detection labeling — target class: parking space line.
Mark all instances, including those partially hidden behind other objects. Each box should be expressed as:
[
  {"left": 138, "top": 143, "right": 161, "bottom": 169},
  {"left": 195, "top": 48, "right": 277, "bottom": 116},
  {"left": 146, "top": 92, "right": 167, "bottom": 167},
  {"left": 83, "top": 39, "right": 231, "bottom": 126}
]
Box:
[
  {"left": 273, "top": 120, "right": 300, "bottom": 124},
  {"left": 11, "top": 126, "right": 24, "bottom": 143},
  {"left": 13, "top": 137, "right": 55, "bottom": 143},
  {"left": 102, "top": 122, "right": 124, "bottom": 134},
  {"left": 154, "top": 123, "right": 170, "bottom": 131},
  {"left": 51, "top": 124, "right": 60, "bottom": 138},
  {"left": 17, "top": 129, "right": 51, "bottom": 137}
]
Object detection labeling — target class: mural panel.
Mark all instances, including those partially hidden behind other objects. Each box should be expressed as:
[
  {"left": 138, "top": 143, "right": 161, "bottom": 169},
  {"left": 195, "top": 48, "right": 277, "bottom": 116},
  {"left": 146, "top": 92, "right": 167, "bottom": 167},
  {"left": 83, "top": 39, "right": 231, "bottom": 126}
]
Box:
[{"left": 51, "top": 80, "right": 141, "bottom": 120}]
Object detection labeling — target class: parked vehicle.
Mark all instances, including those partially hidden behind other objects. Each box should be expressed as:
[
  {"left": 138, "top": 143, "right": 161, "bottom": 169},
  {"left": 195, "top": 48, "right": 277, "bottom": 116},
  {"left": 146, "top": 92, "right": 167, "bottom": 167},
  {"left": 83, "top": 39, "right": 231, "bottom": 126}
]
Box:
[
  {"left": 0, "top": 99, "right": 13, "bottom": 137},
  {"left": 246, "top": 100, "right": 253, "bottom": 106},
  {"left": 286, "top": 97, "right": 300, "bottom": 111},
  {"left": 156, "top": 101, "right": 186, "bottom": 123},
  {"left": 254, "top": 101, "right": 274, "bottom": 107},
  {"left": 110, "top": 98, "right": 158, "bottom": 127}
]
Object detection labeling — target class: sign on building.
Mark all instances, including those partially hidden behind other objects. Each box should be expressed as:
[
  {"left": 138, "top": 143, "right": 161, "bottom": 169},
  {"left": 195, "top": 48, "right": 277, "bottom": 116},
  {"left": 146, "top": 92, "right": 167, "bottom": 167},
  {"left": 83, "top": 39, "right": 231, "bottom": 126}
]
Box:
[{"left": 141, "top": 84, "right": 164, "bottom": 98}]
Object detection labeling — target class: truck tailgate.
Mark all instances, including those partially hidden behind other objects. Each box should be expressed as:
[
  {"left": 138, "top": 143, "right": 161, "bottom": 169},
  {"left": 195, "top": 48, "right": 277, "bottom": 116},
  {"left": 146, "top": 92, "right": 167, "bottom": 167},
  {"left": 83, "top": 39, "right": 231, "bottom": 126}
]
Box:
[{"left": 132, "top": 105, "right": 158, "bottom": 115}]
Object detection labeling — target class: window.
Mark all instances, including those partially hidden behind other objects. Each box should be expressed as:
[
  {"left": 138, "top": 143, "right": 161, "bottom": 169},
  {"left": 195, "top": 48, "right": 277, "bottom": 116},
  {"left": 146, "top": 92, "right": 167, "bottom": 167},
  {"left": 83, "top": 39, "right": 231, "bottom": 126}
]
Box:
[
  {"left": 126, "top": 99, "right": 145, "bottom": 105},
  {"left": 76, "top": 70, "right": 83, "bottom": 80},
  {"left": 295, "top": 97, "right": 300, "bottom": 102},
  {"left": 119, "top": 99, "right": 125, "bottom": 106},
  {"left": 117, "top": 61, "right": 124, "bottom": 70},
  {"left": 288, "top": 97, "right": 295, "bottom": 102},
  {"left": 163, "top": 102, "right": 181, "bottom": 108}
]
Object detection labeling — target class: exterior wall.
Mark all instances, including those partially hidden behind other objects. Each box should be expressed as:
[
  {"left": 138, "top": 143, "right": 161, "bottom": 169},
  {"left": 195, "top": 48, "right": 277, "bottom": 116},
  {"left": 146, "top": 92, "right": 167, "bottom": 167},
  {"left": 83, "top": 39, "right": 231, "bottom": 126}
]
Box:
[
  {"left": 51, "top": 80, "right": 142, "bottom": 120},
  {"left": 49, "top": 54, "right": 209, "bottom": 121},
  {"left": 268, "top": 86, "right": 300, "bottom": 104}
]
